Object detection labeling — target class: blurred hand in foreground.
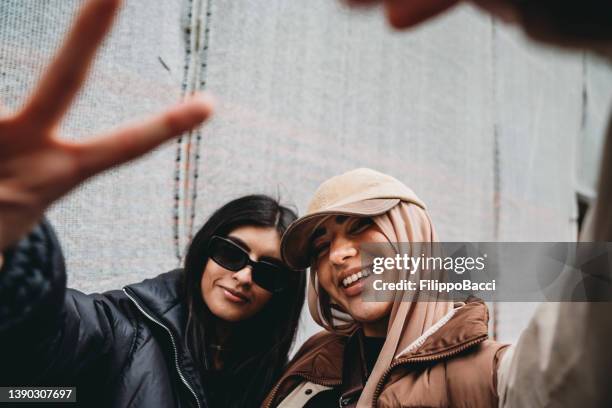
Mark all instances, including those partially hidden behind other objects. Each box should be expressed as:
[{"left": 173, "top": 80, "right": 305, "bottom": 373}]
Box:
[
  {"left": 0, "top": 0, "right": 214, "bottom": 251},
  {"left": 345, "top": 0, "right": 612, "bottom": 56}
]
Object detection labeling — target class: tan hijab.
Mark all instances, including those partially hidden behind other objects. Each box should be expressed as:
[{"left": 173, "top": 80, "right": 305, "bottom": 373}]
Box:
[{"left": 307, "top": 201, "right": 454, "bottom": 407}]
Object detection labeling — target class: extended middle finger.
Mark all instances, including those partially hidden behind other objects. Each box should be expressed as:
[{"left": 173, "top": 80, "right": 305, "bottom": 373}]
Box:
[{"left": 17, "top": 0, "right": 121, "bottom": 132}]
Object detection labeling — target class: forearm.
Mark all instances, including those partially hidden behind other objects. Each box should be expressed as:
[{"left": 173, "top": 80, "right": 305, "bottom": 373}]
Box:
[{"left": 0, "top": 220, "right": 66, "bottom": 334}]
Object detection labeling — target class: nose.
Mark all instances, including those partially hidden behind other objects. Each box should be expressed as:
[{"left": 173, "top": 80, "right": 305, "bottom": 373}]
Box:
[
  {"left": 329, "top": 236, "right": 358, "bottom": 266},
  {"left": 233, "top": 266, "right": 253, "bottom": 287}
]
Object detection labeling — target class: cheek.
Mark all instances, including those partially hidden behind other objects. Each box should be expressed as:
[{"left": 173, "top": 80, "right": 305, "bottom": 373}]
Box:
[
  {"left": 362, "top": 228, "right": 388, "bottom": 244},
  {"left": 201, "top": 261, "right": 224, "bottom": 305},
  {"left": 316, "top": 267, "right": 338, "bottom": 298}
]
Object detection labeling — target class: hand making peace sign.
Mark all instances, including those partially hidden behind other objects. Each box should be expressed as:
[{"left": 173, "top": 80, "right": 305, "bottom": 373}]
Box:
[{"left": 0, "top": 0, "right": 214, "bottom": 251}]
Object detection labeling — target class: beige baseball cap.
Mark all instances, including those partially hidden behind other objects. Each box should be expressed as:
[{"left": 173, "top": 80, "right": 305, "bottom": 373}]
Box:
[{"left": 282, "top": 168, "right": 426, "bottom": 269}]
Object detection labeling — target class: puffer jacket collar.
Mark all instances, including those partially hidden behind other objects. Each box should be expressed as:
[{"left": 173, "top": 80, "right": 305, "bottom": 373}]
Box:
[
  {"left": 122, "top": 269, "right": 208, "bottom": 408},
  {"left": 263, "top": 297, "right": 490, "bottom": 408}
]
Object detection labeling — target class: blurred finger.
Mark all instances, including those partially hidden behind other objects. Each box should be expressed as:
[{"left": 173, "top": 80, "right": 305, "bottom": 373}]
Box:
[
  {"left": 72, "top": 94, "right": 214, "bottom": 179},
  {"left": 343, "top": 0, "right": 382, "bottom": 7},
  {"left": 18, "top": 0, "right": 121, "bottom": 131},
  {"left": 471, "top": 0, "right": 520, "bottom": 23},
  {"left": 0, "top": 102, "right": 17, "bottom": 132},
  {"left": 384, "top": 0, "right": 460, "bottom": 28}
]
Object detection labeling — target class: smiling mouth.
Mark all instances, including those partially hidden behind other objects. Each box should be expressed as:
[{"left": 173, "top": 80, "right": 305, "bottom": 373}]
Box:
[
  {"left": 219, "top": 285, "right": 250, "bottom": 303},
  {"left": 341, "top": 268, "right": 371, "bottom": 289}
]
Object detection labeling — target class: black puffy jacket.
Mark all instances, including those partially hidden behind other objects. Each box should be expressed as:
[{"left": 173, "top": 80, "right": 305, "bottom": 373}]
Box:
[{"left": 0, "top": 221, "right": 209, "bottom": 408}]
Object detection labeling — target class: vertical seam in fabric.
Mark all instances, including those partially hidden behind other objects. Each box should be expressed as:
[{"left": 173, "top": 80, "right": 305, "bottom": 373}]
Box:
[
  {"left": 490, "top": 17, "right": 500, "bottom": 341},
  {"left": 173, "top": 0, "right": 196, "bottom": 263},
  {"left": 188, "top": 0, "right": 213, "bottom": 242}
]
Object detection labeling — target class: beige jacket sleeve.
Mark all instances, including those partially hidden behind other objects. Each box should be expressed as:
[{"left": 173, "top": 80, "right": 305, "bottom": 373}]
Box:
[
  {"left": 496, "top": 116, "right": 612, "bottom": 408},
  {"left": 497, "top": 302, "right": 612, "bottom": 407}
]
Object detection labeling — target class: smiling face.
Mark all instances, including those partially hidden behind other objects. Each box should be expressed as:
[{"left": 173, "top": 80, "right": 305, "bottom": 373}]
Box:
[
  {"left": 311, "top": 215, "right": 393, "bottom": 336},
  {"left": 201, "top": 225, "right": 280, "bottom": 322}
]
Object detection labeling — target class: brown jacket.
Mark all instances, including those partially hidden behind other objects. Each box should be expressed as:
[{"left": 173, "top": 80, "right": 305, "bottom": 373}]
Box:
[{"left": 263, "top": 298, "right": 509, "bottom": 408}]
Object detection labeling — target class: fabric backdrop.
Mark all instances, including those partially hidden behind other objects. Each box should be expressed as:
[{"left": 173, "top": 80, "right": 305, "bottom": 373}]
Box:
[{"left": 1, "top": 0, "right": 611, "bottom": 346}]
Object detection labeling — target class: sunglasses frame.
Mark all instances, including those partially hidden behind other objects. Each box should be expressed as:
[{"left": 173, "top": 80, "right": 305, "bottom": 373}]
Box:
[{"left": 207, "top": 235, "right": 289, "bottom": 293}]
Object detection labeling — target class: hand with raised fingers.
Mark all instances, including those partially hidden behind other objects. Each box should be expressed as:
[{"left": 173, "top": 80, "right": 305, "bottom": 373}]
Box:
[
  {"left": 344, "top": 0, "right": 612, "bottom": 54},
  {"left": 0, "top": 0, "right": 214, "bottom": 251}
]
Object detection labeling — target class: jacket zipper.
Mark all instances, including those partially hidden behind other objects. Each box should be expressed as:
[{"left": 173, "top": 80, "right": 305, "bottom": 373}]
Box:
[
  {"left": 123, "top": 288, "right": 202, "bottom": 408},
  {"left": 265, "top": 333, "right": 488, "bottom": 407},
  {"left": 371, "top": 334, "right": 488, "bottom": 407},
  {"left": 263, "top": 373, "right": 341, "bottom": 408}
]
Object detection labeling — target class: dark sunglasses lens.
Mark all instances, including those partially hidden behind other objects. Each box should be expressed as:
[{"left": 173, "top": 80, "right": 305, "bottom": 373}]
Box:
[
  {"left": 210, "top": 238, "right": 247, "bottom": 271},
  {"left": 252, "top": 261, "right": 289, "bottom": 293}
]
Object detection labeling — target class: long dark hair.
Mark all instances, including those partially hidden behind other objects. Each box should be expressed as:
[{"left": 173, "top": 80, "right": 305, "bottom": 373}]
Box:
[{"left": 183, "top": 194, "right": 305, "bottom": 407}]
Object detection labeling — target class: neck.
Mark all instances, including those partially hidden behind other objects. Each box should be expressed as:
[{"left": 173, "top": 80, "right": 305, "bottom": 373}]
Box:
[
  {"left": 209, "top": 319, "right": 234, "bottom": 370},
  {"left": 362, "top": 317, "right": 388, "bottom": 338},
  {"left": 213, "top": 319, "right": 233, "bottom": 345}
]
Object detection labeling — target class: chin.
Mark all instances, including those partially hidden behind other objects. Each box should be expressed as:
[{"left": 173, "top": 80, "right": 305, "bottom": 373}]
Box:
[
  {"left": 345, "top": 299, "right": 390, "bottom": 323},
  {"left": 207, "top": 297, "right": 247, "bottom": 322},
  {"left": 352, "top": 312, "right": 385, "bottom": 324},
  {"left": 217, "top": 313, "right": 244, "bottom": 322},
  {"left": 209, "top": 305, "right": 246, "bottom": 322}
]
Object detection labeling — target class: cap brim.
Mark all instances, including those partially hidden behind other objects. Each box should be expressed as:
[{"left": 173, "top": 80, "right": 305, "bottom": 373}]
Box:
[{"left": 281, "top": 198, "right": 399, "bottom": 269}]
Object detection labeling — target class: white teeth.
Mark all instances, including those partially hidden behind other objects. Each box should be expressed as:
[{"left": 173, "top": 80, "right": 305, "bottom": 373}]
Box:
[{"left": 342, "top": 270, "right": 370, "bottom": 288}]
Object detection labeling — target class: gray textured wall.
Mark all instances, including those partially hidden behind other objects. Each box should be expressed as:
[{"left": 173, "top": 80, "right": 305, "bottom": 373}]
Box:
[{"left": 1, "top": 0, "right": 610, "bottom": 347}]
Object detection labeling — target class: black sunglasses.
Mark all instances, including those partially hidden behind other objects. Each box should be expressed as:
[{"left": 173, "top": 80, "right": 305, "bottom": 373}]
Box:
[{"left": 207, "top": 235, "right": 290, "bottom": 293}]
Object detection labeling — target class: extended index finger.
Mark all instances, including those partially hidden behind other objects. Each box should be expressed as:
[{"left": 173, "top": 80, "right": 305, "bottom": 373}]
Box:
[
  {"left": 17, "top": 0, "right": 121, "bottom": 131},
  {"left": 342, "top": 0, "right": 461, "bottom": 29},
  {"left": 383, "top": 0, "right": 460, "bottom": 29},
  {"left": 72, "top": 94, "right": 214, "bottom": 180}
]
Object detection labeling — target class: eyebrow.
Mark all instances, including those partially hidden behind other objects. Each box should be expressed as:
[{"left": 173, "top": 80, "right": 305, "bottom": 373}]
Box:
[
  {"left": 227, "top": 235, "right": 251, "bottom": 252},
  {"left": 311, "top": 215, "right": 349, "bottom": 243}
]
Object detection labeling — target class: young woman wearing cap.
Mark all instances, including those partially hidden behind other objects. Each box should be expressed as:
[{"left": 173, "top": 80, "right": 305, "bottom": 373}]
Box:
[
  {"left": 0, "top": 195, "right": 306, "bottom": 408},
  {"left": 263, "top": 168, "right": 507, "bottom": 408}
]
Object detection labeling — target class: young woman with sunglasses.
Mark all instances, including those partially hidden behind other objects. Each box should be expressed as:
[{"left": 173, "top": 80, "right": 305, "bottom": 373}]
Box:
[{"left": 0, "top": 195, "right": 306, "bottom": 408}]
